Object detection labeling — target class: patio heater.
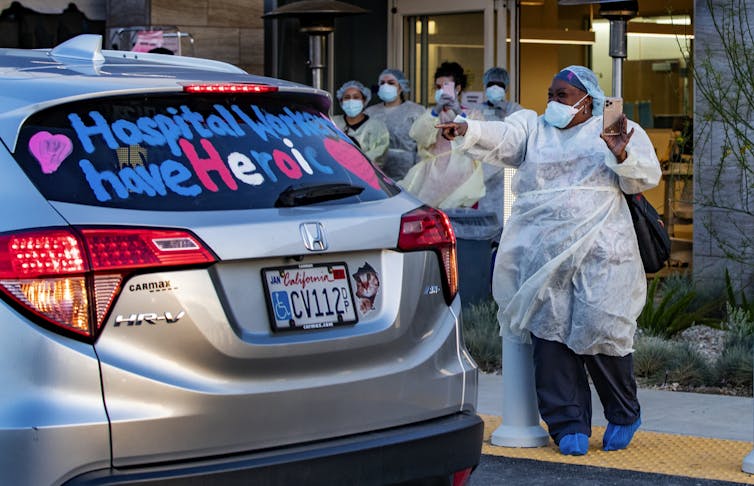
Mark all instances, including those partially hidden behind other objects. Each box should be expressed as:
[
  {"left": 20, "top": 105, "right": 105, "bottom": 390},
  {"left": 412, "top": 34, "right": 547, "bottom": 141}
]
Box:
[
  {"left": 558, "top": 0, "right": 639, "bottom": 97},
  {"left": 599, "top": 0, "right": 639, "bottom": 97},
  {"left": 263, "top": 0, "right": 368, "bottom": 91}
]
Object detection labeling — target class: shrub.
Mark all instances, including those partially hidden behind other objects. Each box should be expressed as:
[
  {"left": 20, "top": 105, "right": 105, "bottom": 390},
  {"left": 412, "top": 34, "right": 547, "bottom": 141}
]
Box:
[
  {"left": 634, "top": 336, "right": 712, "bottom": 387},
  {"left": 637, "top": 276, "right": 722, "bottom": 339},
  {"left": 721, "top": 303, "right": 754, "bottom": 348},
  {"left": 634, "top": 336, "right": 677, "bottom": 382},
  {"left": 666, "top": 342, "right": 713, "bottom": 387},
  {"left": 661, "top": 272, "right": 695, "bottom": 305},
  {"left": 663, "top": 272, "right": 725, "bottom": 315},
  {"left": 713, "top": 302, "right": 754, "bottom": 389},
  {"left": 725, "top": 269, "right": 754, "bottom": 319},
  {"left": 462, "top": 299, "right": 502, "bottom": 372},
  {"left": 714, "top": 344, "right": 753, "bottom": 388}
]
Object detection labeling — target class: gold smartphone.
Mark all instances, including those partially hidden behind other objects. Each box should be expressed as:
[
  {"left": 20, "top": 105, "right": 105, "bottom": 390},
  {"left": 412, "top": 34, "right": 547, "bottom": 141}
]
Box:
[{"left": 603, "top": 97, "right": 623, "bottom": 136}]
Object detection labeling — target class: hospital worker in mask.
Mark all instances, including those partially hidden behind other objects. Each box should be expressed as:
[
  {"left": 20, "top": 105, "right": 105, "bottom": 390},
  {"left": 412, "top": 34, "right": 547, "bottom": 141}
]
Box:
[
  {"left": 437, "top": 66, "right": 661, "bottom": 456},
  {"left": 401, "top": 61, "right": 485, "bottom": 209},
  {"left": 473, "top": 67, "right": 523, "bottom": 240},
  {"left": 364, "top": 69, "right": 425, "bottom": 179},
  {"left": 332, "top": 80, "right": 389, "bottom": 166},
  {"left": 477, "top": 66, "right": 522, "bottom": 121}
]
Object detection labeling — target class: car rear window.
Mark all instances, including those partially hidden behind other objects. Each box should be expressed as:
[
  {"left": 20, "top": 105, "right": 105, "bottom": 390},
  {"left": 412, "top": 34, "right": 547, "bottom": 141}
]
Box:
[{"left": 14, "top": 92, "right": 398, "bottom": 210}]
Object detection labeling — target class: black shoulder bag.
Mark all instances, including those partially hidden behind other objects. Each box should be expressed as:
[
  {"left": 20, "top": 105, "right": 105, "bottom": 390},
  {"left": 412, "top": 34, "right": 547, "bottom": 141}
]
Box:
[{"left": 624, "top": 193, "right": 672, "bottom": 273}]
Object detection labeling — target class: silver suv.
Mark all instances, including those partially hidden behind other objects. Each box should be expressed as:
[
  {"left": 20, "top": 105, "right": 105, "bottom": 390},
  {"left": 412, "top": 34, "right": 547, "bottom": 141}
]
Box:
[{"left": 0, "top": 35, "right": 482, "bottom": 485}]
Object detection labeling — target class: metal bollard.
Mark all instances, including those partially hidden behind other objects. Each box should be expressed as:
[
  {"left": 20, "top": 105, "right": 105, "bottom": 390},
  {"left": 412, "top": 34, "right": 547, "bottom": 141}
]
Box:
[
  {"left": 743, "top": 361, "right": 754, "bottom": 473},
  {"left": 744, "top": 441, "right": 754, "bottom": 472},
  {"left": 491, "top": 335, "right": 549, "bottom": 447}
]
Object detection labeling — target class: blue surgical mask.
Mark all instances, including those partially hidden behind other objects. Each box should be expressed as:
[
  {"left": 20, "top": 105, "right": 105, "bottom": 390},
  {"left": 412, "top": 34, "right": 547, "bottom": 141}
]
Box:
[
  {"left": 378, "top": 84, "right": 398, "bottom": 103},
  {"left": 486, "top": 85, "right": 506, "bottom": 103},
  {"left": 543, "top": 94, "right": 589, "bottom": 128},
  {"left": 434, "top": 89, "right": 445, "bottom": 104},
  {"left": 341, "top": 99, "right": 363, "bottom": 118}
]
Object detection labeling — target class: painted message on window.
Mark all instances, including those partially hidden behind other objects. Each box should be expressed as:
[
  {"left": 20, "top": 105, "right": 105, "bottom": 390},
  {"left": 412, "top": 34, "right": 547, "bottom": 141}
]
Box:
[{"left": 25, "top": 101, "right": 382, "bottom": 205}]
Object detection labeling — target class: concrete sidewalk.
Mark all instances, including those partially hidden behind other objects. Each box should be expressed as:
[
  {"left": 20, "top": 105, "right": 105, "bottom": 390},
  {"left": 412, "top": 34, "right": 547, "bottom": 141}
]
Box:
[{"left": 477, "top": 372, "right": 754, "bottom": 442}]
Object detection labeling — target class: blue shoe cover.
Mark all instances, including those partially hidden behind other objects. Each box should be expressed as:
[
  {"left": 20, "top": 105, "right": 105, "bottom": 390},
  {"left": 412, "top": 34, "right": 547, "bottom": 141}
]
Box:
[
  {"left": 603, "top": 416, "right": 641, "bottom": 451},
  {"left": 559, "top": 433, "right": 589, "bottom": 456}
]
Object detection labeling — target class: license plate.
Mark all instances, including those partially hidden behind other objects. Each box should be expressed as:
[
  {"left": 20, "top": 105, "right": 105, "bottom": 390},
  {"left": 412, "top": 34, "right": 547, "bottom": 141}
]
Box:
[{"left": 262, "top": 263, "right": 358, "bottom": 331}]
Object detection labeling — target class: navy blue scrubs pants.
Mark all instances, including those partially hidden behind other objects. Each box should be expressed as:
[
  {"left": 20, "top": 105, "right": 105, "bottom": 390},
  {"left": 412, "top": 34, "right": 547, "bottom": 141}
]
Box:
[{"left": 530, "top": 334, "right": 641, "bottom": 444}]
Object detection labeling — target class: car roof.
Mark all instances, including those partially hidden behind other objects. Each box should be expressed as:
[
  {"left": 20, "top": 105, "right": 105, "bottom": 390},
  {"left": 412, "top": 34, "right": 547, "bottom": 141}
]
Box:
[{"left": 0, "top": 35, "right": 327, "bottom": 151}]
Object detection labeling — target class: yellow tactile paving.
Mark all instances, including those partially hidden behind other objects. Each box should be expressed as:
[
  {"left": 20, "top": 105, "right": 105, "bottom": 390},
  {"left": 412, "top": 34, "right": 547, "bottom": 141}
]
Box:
[{"left": 480, "top": 414, "right": 754, "bottom": 484}]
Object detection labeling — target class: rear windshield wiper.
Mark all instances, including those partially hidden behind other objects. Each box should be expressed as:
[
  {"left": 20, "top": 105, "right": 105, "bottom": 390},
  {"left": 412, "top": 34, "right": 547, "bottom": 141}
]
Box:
[{"left": 274, "top": 183, "right": 365, "bottom": 208}]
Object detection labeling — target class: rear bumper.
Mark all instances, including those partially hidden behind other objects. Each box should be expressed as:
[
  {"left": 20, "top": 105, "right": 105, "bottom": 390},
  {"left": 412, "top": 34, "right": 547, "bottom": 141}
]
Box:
[{"left": 65, "top": 411, "right": 484, "bottom": 486}]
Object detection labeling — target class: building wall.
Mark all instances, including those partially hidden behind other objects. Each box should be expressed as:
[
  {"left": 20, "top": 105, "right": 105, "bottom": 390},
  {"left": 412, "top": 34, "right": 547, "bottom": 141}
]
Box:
[
  {"left": 332, "top": 0, "right": 387, "bottom": 107},
  {"left": 107, "top": 0, "right": 265, "bottom": 74},
  {"left": 0, "top": 0, "right": 104, "bottom": 18},
  {"left": 0, "top": 1, "right": 106, "bottom": 48},
  {"left": 693, "top": 0, "right": 754, "bottom": 294},
  {"left": 1, "top": 1, "right": 264, "bottom": 74}
]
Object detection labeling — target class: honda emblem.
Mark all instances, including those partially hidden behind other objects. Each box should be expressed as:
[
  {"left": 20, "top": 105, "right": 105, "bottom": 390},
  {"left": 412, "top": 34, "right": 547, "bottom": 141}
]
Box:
[{"left": 300, "top": 222, "right": 328, "bottom": 251}]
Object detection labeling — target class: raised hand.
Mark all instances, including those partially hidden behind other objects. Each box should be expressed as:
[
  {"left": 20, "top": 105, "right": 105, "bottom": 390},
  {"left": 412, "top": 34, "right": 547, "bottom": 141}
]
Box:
[
  {"left": 436, "top": 121, "right": 468, "bottom": 141},
  {"left": 436, "top": 93, "right": 462, "bottom": 115},
  {"left": 600, "top": 114, "right": 635, "bottom": 163}
]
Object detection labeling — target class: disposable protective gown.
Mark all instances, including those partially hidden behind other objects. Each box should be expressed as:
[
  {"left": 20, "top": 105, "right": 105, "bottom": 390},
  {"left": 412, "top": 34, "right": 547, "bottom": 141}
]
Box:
[
  {"left": 364, "top": 100, "right": 425, "bottom": 179},
  {"left": 455, "top": 109, "right": 661, "bottom": 356},
  {"left": 472, "top": 99, "right": 523, "bottom": 235},
  {"left": 401, "top": 107, "right": 486, "bottom": 209},
  {"left": 474, "top": 99, "right": 522, "bottom": 122},
  {"left": 332, "top": 114, "right": 390, "bottom": 166}
]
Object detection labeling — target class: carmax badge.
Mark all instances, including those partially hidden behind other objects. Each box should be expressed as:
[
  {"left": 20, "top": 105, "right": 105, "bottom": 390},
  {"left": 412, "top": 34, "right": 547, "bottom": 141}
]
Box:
[{"left": 114, "top": 311, "right": 186, "bottom": 326}]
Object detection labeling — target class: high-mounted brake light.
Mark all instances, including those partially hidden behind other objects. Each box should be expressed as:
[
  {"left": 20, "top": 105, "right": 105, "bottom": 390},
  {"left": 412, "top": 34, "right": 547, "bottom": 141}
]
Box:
[
  {"left": 183, "top": 83, "right": 279, "bottom": 94},
  {"left": 397, "top": 206, "right": 458, "bottom": 304},
  {"left": 0, "top": 227, "right": 215, "bottom": 341}
]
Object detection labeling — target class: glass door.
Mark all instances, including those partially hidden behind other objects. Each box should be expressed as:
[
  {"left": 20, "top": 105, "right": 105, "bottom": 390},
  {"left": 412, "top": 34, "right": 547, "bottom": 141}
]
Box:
[
  {"left": 389, "top": 0, "right": 501, "bottom": 106},
  {"left": 404, "top": 12, "right": 486, "bottom": 106},
  {"left": 390, "top": 0, "right": 519, "bottom": 222}
]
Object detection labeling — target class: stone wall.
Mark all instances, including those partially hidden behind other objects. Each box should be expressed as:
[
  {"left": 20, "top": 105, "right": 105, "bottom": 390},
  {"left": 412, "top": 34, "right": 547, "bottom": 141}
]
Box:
[
  {"left": 693, "top": 0, "right": 754, "bottom": 296},
  {"left": 107, "top": 0, "right": 264, "bottom": 74}
]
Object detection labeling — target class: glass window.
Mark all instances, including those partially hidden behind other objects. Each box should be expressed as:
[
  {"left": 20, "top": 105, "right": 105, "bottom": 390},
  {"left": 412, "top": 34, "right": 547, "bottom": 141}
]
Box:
[
  {"left": 592, "top": 15, "right": 693, "bottom": 129},
  {"left": 14, "top": 93, "right": 398, "bottom": 211},
  {"left": 593, "top": 14, "right": 694, "bottom": 248}
]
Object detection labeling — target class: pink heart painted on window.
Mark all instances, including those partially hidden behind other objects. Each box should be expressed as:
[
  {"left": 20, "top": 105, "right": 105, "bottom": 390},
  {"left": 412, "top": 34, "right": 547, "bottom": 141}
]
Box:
[
  {"left": 323, "top": 137, "right": 380, "bottom": 190},
  {"left": 28, "top": 131, "right": 73, "bottom": 174}
]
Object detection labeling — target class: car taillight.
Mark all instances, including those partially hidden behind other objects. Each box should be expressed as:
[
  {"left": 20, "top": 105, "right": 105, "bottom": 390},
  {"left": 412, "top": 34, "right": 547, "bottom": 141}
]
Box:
[
  {"left": 452, "top": 467, "right": 474, "bottom": 486},
  {"left": 0, "top": 227, "right": 215, "bottom": 341},
  {"left": 183, "top": 83, "right": 278, "bottom": 94},
  {"left": 397, "top": 206, "right": 458, "bottom": 304}
]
